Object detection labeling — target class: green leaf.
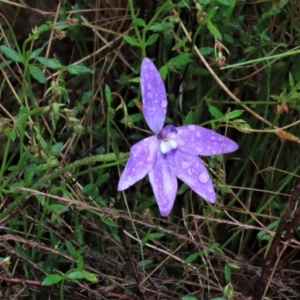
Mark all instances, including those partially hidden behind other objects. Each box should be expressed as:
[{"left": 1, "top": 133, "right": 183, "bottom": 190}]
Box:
[
  {"left": 36, "top": 57, "right": 62, "bottom": 69},
  {"left": 68, "top": 116, "right": 80, "bottom": 123},
  {"left": 182, "top": 297, "right": 198, "bottom": 300},
  {"left": 49, "top": 204, "right": 68, "bottom": 212},
  {"left": 289, "top": 72, "right": 294, "bottom": 88},
  {"left": 149, "top": 22, "right": 173, "bottom": 32},
  {"left": 223, "top": 283, "right": 234, "bottom": 299},
  {"left": 146, "top": 34, "right": 159, "bottom": 46},
  {"left": 137, "top": 259, "right": 153, "bottom": 268},
  {"left": 278, "top": 0, "right": 289, "bottom": 9},
  {"left": 159, "top": 65, "right": 169, "bottom": 80},
  {"left": 228, "top": 263, "right": 240, "bottom": 269},
  {"left": 100, "top": 172, "right": 111, "bottom": 184},
  {"left": 148, "top": 233, "right": 165, "bottom": 239},
  {"left": 29, "top": 48, "right": 44, "bottom": 59},
  {"left": 172, "top": 35, "right": 190, "bottom": 51},
  {"left": 129, "top": 76, "right": 140, "bottom": 83},
  {"left": 0, "top": 60, "right": 12, "bottom": 68},
  {"left": 0, "top": 45, "right": 23, "bottom": 63},
  {"left": 65, "top": 270, "right": 98, "bottom": 282},
  {"left": 15, "top": 112, "right": 28, "bottom": 127},
  {"left": 10, "top": 181, "right": 25, "bottom": 190},
  {"left": 123, "top": 35, "right": 140, "bottom": 46},
  {"left": 103, "top": 217, "right": 118, "bottom": 227},
  {"left": 66, "top": 270, "right": 85, "bottom": 280},
  {"left": 105, "top": 84, "right": 112, "bottom": 105},
  {"left": 178, "top": 0, "right": 190, "bottom": 8},
  {"left": 81, "top": 270, "right": 98, "bottom": 283},
  {"left": 206, "top": 7, "right": 219, "bottom": 20},
  {"left": 200, "top": 47, "right": 214, "bottom": 55},
  {"left": 66, "top": 64, "right": 92, "bottom": 75},
  {"left": 42, "top": 274, "right": 63, "bottom": 285},
  {"left": 134, "top": 18, "right": 146, "bottom": 27},
  {"left": 224, "top": 33, "right": 233, "bottom": 43},
  {"left": 52, "top": 24, "right": 69, "bottom": 30},
  {"left": 223, "top": 110, "right": 244, "bottom": 120},
  {"left": 29, "top": 65, "right": 46, "bottom": 83},
  {"left": 216, "top": 0, "right": 235, "bottom": 7},
  {"left": 35, "top": 195, "right": 44, "bottom": 204},
  {"left": 51, "top": 142, "right": 63, "bottom": 155},
  {"left": 9, "top": 130, "right": 16, "bottom": 141},
  {"left": 7, "top": 165, "right": 19, "bottom": 171},
  {"left": 185, "top": 253, "right": 199, "bottom": 263},
  {"left": 168, "top": 53, "right": 190, "bottom": 71},
  {"left": 209, "top": 243, "right": 224, "bottom": 254},
  {"left": 208, "top": 105, "right": 223, "bottom": 119},
  {"left": 232, "top": 119, "right": 251, "bottom": 133},
  {"left": 108, "top": 107, "right": 115, "bottom": 114},
  {"left": 112, "top": 232, "right": 122, "bottom": 244},
  {"left": 183, "top": 111, "right": 194, "bottom": 125},
  {"left": 257, "top": 220, "right": 278, "bottom": 240},
  {"left": 81, "top": 183, "right": 96, "bottom": 194},
  {"left": 65, "top": 241, "right": 78, "bottom": 258},
  {"left": 207, "top": 20, "right": 222, "bottom": 40},
  {"left": 77, "top": 256, "right": 84, "bottom": 269},
  {"left": 123, "top": 113, "right": 143, "bottom": 124},
  {"left": 177, "top": 183, "right": 188, "bottom": 195},
  {"left": 224, "top": 263, "right": 231, "bottom": 282}
]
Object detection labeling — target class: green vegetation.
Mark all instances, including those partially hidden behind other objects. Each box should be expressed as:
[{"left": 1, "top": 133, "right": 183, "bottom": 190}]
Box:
[{"left": 0, "top": 0, "right": 299, "bottom": 299}]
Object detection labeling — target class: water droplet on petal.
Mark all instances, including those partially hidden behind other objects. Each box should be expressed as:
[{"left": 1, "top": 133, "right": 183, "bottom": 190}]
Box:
[
  {"left": 196, "top": 132, "right": 201, "bottom": 138},
  {"left": 181, "top": 160, "right": 192, "bottom": 169},
  {"left": 126, "top": 177, "right": 133, "bottom": 186},
  {"left": 189, "top": 125, "right": 196, "bottom": 131},
  {"left": 208, "top": 186, "right": 214, "bottom": 193},
  {"left": 199, "top": 171, "right": 209, "bottom": 183},
  {"left": 161, "top": 100, "right": 167, "bottom": 108}
]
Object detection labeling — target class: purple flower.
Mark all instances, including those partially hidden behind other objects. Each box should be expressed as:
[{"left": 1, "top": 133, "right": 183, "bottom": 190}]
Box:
[{"left": 118, "top": 58, "right": 238, "bottom": 217}]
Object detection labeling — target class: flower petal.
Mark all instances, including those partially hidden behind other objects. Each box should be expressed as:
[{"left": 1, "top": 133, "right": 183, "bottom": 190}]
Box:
[
  {"left": 170, "top": 150, "right": 216, "bottom": 203},
  {"left": 176, "top": 125, "right": 238, "bottom": 156},
  {"left": 118, "top": 136, "right": 158, "bottom": 191},
  {"left": 141, "top": 58, "right": 167, "bottom": 134},
  {"left": 148, "top": 151, "right": 177, "bottom": 217}
]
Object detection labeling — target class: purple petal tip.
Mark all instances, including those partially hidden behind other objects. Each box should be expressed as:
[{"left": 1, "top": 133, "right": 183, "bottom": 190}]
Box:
[{"left": 140, "top": 58, "right": 167, "bottom": 134}]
